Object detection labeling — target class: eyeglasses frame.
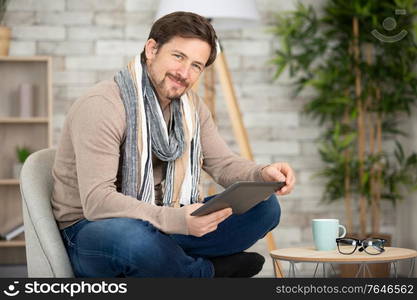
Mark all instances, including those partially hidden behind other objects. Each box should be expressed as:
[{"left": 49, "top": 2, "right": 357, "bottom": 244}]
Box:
[{"left": 336, "top": 237, "right": 387, "bottom": 255}]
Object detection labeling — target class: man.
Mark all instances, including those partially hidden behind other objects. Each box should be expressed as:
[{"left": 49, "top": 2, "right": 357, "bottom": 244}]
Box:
[{"left": 52, "top": 11, "right": 295, "bottom": 278}]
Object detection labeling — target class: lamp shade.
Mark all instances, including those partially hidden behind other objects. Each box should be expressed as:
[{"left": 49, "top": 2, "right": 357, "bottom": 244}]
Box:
[{"left": 155, "top": 0, "right": 259, "bottom": 30}]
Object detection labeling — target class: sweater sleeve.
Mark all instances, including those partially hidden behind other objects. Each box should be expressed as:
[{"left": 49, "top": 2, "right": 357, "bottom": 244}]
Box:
[
  {"left": 69, "top": 95, "right": 188, "bottom": 235},
  {"left": 196, "top": 94, "right": 268, "bottom": 187}
]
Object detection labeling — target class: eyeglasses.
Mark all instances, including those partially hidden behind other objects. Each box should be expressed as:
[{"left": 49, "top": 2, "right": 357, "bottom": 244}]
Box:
[{"left": 336, "top": 237, "right": 386, "bottom": 255}]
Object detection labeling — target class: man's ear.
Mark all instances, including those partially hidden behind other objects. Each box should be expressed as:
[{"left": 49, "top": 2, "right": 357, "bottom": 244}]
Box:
[{"left": 145, "top": 39, "right": 158, "bottom": 61}]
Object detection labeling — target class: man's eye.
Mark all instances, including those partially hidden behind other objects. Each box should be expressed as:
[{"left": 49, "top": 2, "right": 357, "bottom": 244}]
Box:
[
  {"left": 173, "top": 54, "right": 182, "bottom": 59},
  {"left": 192, "top": 64, "right": 202, "bottom": 72}
]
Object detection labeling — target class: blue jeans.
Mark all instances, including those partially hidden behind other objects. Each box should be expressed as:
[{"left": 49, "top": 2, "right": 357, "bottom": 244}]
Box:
[{"left": 61, "top": 194, "right": 281, "bottom": 278}]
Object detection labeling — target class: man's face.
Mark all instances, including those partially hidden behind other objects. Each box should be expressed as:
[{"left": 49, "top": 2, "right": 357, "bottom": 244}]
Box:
[{"left": 145, "top": 36, "right": 211, "bottom": 102}]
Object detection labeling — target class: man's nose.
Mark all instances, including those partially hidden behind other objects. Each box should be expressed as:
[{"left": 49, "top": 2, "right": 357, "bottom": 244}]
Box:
[{"left": 176, "top": 63, "right": 191, "bottom": 79}]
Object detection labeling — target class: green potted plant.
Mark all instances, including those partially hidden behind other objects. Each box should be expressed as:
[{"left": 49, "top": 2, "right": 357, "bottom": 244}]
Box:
[
  {"left": 0, "top": 0, "right": 10, "bottom": 56},
  {"left": 13, "top": 146, "right": 31, "bottom": 179},
  {"left": 270, "top": 0, "right": 417, "bottom": 276}
]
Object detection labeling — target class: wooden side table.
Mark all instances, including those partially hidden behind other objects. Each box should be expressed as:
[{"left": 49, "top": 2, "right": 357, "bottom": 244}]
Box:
[{"left": 270, "top": 247, "right": 417, "bottom": 278}]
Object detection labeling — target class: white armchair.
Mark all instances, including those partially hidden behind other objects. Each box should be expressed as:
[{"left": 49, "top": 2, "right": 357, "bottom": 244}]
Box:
[{"left": 19, "top": 148, "right": 74, "bottom": 277}]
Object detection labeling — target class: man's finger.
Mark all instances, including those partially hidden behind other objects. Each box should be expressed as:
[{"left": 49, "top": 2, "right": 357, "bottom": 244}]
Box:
[
  {"left": 271, "top": 170, "right": 285, "bottom": 182},
  {"left": 206, "top": 224, "right": 218, "bottom": 234},
  {"left": 279, "top": 185, "right": 293, "bottom": 195},
  {"left": 206, "top": 208, "right": 232, "bottom": 226},
  {"left": 214, "top": 207, "right": 233, "bottom": 218},
  {"left": 285, "top": 172, "right": 292, "bottom": 185},
  {"left": 280, "top": 164, "right": 291, "bottom": 178},
  {"left": 209, "top": 212, "right": 231, "bottom": 227},
  {"left": 204, "top": 207, "right": 232, "bottom": 222},
  {"left": 277, "top": 184, "right": 291, "bottom": 195},
  {"left": 283, "top": 166, "right": 295, "bottom": 186},
  {"left": 212, "top": 208, "right": 233, "bottom": 223}
]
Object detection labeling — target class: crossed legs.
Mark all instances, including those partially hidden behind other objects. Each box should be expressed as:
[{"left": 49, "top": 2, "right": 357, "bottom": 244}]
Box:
[{"left": 61, "top": 194, "right": 281, "bottom": 278}]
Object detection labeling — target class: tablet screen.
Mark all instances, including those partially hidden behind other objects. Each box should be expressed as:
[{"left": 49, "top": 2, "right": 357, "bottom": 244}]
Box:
[{"left": 190, "top": 181, "right": 285, "bottom": 216}]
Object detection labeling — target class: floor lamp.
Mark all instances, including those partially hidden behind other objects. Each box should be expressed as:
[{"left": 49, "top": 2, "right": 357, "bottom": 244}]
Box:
[{"left": 156, "top": 0, "right": 285, "bottom": 278}]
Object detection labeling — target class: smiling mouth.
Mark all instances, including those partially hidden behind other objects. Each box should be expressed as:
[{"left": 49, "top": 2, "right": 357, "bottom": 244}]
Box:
[{"left": 167, "top": 74, "right": 187, "bottom": 88}]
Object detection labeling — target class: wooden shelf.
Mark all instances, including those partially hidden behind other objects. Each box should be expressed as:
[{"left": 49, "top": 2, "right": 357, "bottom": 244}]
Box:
[
  {"left": 0, "top": 179, "right": 19, "bottom": 185},
  {"left": 0, "top": 56, "right": 51, "bottom": 62},
  {"left": 0, "top": 117, "right": 49, "bottom": 124},
  {"left": 0, "top": 240, "right": 25, "bottom": 247},
  {"left": 0, "top": 56, "right": 52, "bottom": 264}
]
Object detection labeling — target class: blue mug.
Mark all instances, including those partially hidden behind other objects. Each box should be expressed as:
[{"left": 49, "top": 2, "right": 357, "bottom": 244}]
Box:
[{"left": 312, "top": 219, "right": 346, "bottom": 251}]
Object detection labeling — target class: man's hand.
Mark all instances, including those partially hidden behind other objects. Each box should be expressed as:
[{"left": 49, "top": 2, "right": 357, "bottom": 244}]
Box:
[
  {"left": 261, "top": 162, "right": 296, "bottom": 196},
  {"left": 184, "top": 203, "right": 233, "bottom": 237}
]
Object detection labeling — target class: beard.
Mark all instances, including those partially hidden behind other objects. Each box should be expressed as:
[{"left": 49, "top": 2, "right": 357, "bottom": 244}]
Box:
[
  {"left": 161, "top": 73, "right": 190, "bottom": 100},
  {"left": 147, "top": 66, "right": 190, "bottom": 101}
]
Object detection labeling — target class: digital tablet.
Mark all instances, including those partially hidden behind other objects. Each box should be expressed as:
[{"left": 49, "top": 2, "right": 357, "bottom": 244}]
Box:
[{"left": 190, "top": 181, "right": 285, "bottom": 216}]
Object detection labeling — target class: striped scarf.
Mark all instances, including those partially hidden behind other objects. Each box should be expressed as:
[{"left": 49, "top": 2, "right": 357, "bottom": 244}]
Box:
[{"left": 114, "top": 55, "right": 202, "bottom": 207}]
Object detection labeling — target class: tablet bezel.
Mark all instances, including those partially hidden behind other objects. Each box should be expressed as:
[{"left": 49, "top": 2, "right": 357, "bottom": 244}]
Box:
[{"left": 190, "top": 181, "right": 285, "bottom": 216}]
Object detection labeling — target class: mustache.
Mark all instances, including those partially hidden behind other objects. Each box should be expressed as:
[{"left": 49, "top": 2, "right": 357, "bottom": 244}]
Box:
[{"left": 167, "top": 73, "right": 189, "bottom": 86}]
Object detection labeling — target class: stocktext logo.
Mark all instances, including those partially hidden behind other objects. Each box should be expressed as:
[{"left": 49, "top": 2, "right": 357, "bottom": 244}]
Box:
[
  {"left": 3, "top": 281, "right": 127, "bottom": 297},
  {"left": 3, "top": 281, "right": 20, "bottom": 297}
]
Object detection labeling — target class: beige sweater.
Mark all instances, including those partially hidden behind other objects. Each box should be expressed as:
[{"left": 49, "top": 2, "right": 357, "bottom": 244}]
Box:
[{"left": 52, "top": 79, "right": 266, "bottom": 235}]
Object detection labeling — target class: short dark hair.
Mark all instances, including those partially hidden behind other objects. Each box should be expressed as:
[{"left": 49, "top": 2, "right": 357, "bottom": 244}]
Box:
[{"left": 140, "top": 11, "right": 217, "bottom": 67}]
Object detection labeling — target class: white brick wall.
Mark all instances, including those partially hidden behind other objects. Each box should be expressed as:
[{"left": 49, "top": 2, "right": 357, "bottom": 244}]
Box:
[
  {"left": 222, "top": 40, "right": 271, "bottom": 56},
  {"left": 125, "top": 26, "right": 150, "bottom": 39},
  {"left": 38, "top": 41, "right": 94, "bottom": 55},
  {"left": 3, "top": 12, "right": 35, "bottom": 25},
  {"left": 252, "top": 140, "right": 300, "bottom": 156},
  {"left": 125, "top": 0, "right": 158, "bottom": 12},
  {"left": 8, "top": 0, "right": 65, "bottom": 12},
  {"left": 66, "top": 0, "right": 125, "bottom": 11},
  {"left": 66, "top": 56, "right": 124, "bottom": 70},
  {"left": 13, "top": 26, "right": 66, "bottom": 40},
  {"left": 94, "top": 12, "right": 152, "bottom": 26},
  {"left": 9, "top": 41, "right": 36, "bottom": 56},
  {"left": 68, "top": 26, "right": 124, "bottom": 40},
  {"left": 36, "top": 12, "right": 93, "bottom": 25},
  {"left": 3, "top": 0, "right": 401, "bottom": 278},
  {"left": 96, "top": 40, "right": 143, "bottom": 55},
  {"left": 53, "top": 71, "right": 97, "bottom": 85},
  {"left": 243, "top": 112, "right": 299, "bottom": 128}
]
